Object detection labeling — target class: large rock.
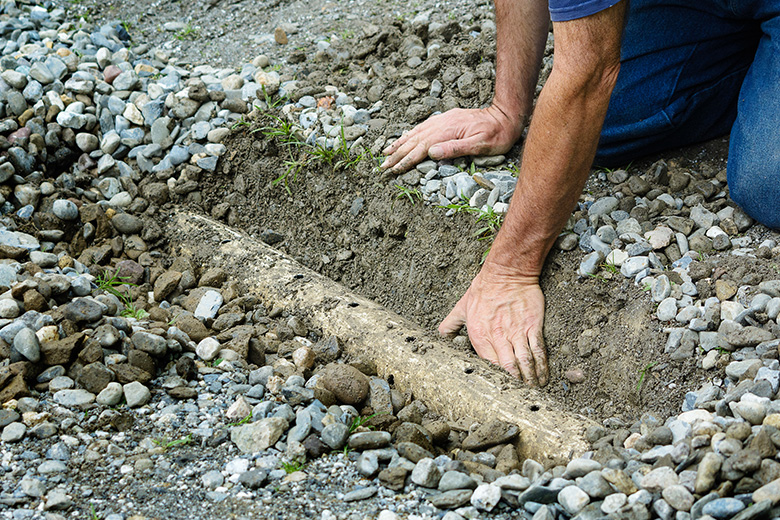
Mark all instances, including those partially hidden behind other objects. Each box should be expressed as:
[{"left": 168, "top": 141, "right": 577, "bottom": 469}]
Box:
[
  {"left": 153, "top": 270, "right": 182, "bottom": 302},
  {"left": 462, "top": 420, "right": 519, "bottom": 450},
  {"left": 63, "top": 299, "right": 104, "bottom": 323},
  {"left": 231, "top": 417, "right": 288, "bottom": 453},
  {"left": 131, "top": 331, "right": 168, "bottom": 357},
  {"left": 53, "top": 389, "right": 95, "bottom": 408},
  {"left": 40, "top": 333, "right": 86, "bottom": 366},
  {"left": 319, "top": 363, "right": 370, "bottom": 406}
]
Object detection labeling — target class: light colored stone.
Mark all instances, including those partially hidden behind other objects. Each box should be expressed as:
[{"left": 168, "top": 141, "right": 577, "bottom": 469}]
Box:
[
  {"left": 558, "top": 485, "right": 590, "bottom": 515},
  {"left": 196, "top": 337, "right": 221, "bottom": 361},
  {"left": 231, "top": 417, "right": 288, "bottom": 453},
  {"left": 470, "top": 483, "right": 501, "bottom": 512},
  {"left": 123, "top": 382, "right": 151, "bottom": 408}
]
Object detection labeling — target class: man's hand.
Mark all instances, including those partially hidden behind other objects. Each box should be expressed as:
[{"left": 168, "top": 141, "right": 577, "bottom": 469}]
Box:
[
  {"left": 380, "top": 104, "right": 524, "bottom": 173},
  {"left": 438, "top": 267, "right": 548, "bottom": 386}
]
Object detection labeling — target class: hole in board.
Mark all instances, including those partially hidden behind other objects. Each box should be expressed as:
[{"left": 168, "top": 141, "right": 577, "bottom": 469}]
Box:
[
  {"left": 530, "top": 404, "right": 540, "bottom": 412},
  {"left": 348, "top": 302, "right": 359, "bottom": 307}
]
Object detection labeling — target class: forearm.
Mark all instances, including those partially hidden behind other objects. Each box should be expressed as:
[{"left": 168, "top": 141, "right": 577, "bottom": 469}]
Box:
[
  {"left": 492, "top": 0, "right": 550, "bottom": 128},
  {"left": 485, "top": 6, "right": 625, "bottom": 278}
]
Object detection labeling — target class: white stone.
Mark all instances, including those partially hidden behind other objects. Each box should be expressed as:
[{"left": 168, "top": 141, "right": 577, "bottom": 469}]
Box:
[
  {"left": 677, "top": 409, "right": 713, "bottom": 424},
  {"left": 706, "top": 226, "right": 727, "bottom": 238},
  {"left": 645, "top": 226, "right": 674, "bottom": 249},
  {"left": 196, "top": 337, "right": 221, "bottom": 361},
  {"left": 640, "top": 466, "right": 679, "bottom": 492},
  {"left": 607, "top": 249, "right": 629, "bottom": 267},
  {"left": 470, "top": 483, "right": 501, "bottom": 512},
  {"left": 621, "top": 256, "right": 650, "bottom": 277},
  {"left": 53, "top": 389, "right": 95, "bottom": 408},
  {"left": 558, "top": 485, "right": 590, "bottom": 515},
  {"left": 96, "top": 382, "right": 123, "bottom": 406},
  {"left": 0, "top": 298, "right": 19, "bottom": 318},
  {"left": 123, "top": 382, "right": 151, "bottom": 408},
  {"left": 657, "top": 297, "right": 678, "bottom": 321},
  {"left": 601, "top": 493, "right": 627, "bottom": 514},
  {"left": 721, "top": 300, "right": 745, "bottom": 321},
  {"left": 195, "top": 290, "right": 223, "bottom": 319}
]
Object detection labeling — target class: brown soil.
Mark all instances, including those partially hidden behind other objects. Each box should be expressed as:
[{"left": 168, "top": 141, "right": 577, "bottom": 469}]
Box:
[{"left": 173, "top": 122, "right": 727, "bottom": 427}]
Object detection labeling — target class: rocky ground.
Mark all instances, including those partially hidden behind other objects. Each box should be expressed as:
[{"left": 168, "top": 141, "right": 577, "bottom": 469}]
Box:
[{"left": 2, "top": 0, "right": 780, "bottom": 519}]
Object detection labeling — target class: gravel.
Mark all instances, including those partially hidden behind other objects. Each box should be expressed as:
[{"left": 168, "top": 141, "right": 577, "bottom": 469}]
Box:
[{"left": 0, "top": 0, "right": 779, "bottom": 519}]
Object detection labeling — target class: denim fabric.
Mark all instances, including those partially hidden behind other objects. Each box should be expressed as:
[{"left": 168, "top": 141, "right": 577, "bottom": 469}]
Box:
[{"left": 594, "top": 0, "right": 779, "bottom": 228}]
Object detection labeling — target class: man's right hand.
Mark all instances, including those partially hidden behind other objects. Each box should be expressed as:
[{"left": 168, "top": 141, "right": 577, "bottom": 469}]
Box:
[
  {"left": 380, "top": 104, "right": 525, "bottom": 174},
  {"left": 438, "top": 266, "right": 548, "bottom": 386}
]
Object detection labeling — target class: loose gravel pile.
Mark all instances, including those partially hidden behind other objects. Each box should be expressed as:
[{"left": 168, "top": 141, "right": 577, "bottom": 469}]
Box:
[{"left": 2, "top": 0, "right": 780, "bottom": 519}]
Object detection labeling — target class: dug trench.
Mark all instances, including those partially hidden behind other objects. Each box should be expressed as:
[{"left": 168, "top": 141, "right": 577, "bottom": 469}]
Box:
[{"left": 167, "top": 118, "right": 710, "bottom": 429}]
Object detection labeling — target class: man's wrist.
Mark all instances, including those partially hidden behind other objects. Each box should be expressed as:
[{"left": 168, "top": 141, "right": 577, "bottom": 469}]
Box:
[{"left": 488, "top": 99, "right": 528, "bottom": 137}]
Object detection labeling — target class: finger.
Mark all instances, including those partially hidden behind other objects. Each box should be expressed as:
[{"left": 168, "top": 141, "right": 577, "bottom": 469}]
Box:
[
  {"left": 438, "top": 298, "right": 467, "bottom": 337},
  {"left": 389, "top": 141, "right": 431, "bottom": 173},
  {"left": 513, "top": 335, "right": 539, "bottom": 387},
  {"left": 382, "top": 123, "right": 426, "bottom": 155},
  {"left": 492, "top": 336, "right": 520, "bottom": 378},
  {"left": 429, "top": 135, "right": 488, "bottom": 161},
  {"left": 381, "top": 134, "right": 427, "bottom": 170},
  {"left": 530, "top": 328, "right": 548, "bottom": 387},
  {"left": 382, "top": 131, "right": 411, "bottom": 156}
]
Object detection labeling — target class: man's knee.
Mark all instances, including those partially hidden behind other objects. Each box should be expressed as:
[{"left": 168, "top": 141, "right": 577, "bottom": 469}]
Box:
[{"left": 727, "top": 151, "right": 780, "bottom": 229}]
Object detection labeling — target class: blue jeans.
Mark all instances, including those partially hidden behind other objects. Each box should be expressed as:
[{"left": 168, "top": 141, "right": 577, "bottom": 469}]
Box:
[{"left": 595, "top": 0, "right": 780, "bottom": 229}]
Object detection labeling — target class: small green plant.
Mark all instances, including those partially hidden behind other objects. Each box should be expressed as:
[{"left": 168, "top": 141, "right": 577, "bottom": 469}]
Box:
[
  {"left": 231, "top": 116, "right": 251, "bottom": 130},
  {"left": 438, "top": 195, "right": 504, "bottom": 264},
  {"left": 636, "top": 362, "right": 658, "bottom": 392},
  {"left": 120, "top": 20, "right": 133, "bottom": 40},
  {"left": 602, "top": 261, "right": 619, "bottom": 275},
  {"left": 394, "top": 185, "right": 423, "bottom": 205},
  {"left": 89, "top": 504, "right": 100, "bottom": 520},
  {"left": 642, "top": 283, "right": 652, "bottom": 292},
  {"left": 121, "top": 302, "right": 149, "bottom": 320},
  {"left": 211, "top": 357, "right": 224, "bottom": 367},
  {"left": 227, "top": 413, "right": 253, "bottom": 427},
  {"left": 341, "top": 29, "right": 355, "bottom": 39},
  {"left": 96, "top": 269, "right": 149, "bottom": 319},
  {"left": 174, "top": 23, "right": 197, "bottom": 40},
  {"left": 96, "top": 270, "right": 132, "bottom": 299},
  {"left": 154, "top": 433, "right": 193, "bottom": 450},
  {"left": 587, "top": 273, "right": 609, "bottom": 284},
  {"left": 349, "top": 412, "right": 386, "bottom": 433},
  {"left": 281, "top": 460, "right": 304, "bottom": 473}
]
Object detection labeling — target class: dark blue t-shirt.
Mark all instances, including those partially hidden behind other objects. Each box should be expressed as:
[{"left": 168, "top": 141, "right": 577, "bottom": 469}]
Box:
[{"left": 548, "top": 0, "right": 622, "bottom": 22}]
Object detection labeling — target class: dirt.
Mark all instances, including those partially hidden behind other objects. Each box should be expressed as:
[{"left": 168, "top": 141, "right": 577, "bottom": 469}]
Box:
[
  {"left": 180, "top": 120, "right": 708, "bottom": 426},
  {"left": 62, "top": 0, "right": 780, "bottom": 427}
]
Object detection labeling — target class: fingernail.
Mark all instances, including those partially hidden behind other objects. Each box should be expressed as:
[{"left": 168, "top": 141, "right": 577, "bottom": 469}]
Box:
[{"left": 380, "top": 159, "right": 389, "bottom": 169}]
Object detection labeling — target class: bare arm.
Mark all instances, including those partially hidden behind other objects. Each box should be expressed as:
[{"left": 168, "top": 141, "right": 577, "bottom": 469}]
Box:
[
  {"left": 381, "top": 0, "right": 549, "bottom": 171},
  {"left": 439, "top": 4, "right": 627, "bottom": 384}
]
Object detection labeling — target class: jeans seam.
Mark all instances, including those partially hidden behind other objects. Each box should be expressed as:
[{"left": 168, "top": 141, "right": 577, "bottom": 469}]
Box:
[
  {"left": 663, "top": 42, "right": 699, "bottom": 108},
  {"left": 661, "top": 61, "right": 752, "bottom": 130}
]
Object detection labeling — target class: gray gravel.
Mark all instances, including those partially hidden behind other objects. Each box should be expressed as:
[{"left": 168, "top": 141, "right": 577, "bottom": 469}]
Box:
[{"left": 1, "top": 0, "right": 780, "bottom": 519}]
